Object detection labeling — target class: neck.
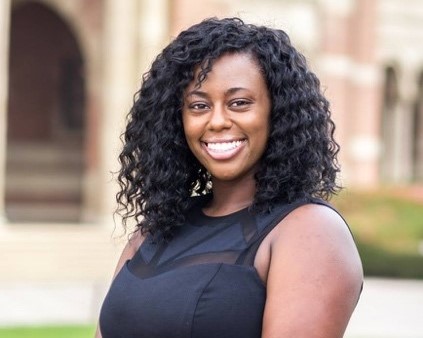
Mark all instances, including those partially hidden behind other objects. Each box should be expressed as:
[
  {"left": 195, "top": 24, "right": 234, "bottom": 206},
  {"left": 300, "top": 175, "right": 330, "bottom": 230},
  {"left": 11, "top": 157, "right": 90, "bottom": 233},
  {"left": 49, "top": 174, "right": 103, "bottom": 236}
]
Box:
[{"left": 203, "top": 176, "right": 256, "bottom": 217}]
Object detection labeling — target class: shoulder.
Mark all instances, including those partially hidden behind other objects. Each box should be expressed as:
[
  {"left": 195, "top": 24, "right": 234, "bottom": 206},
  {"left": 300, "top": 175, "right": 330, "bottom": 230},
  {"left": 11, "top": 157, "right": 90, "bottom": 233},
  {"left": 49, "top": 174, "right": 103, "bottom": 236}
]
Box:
[
  {"left": 111, "top": 229, "right": 146, "bottom": 280},
  {"left": 268, "top": 200, "right": 354, "bottom": 245},
  {"left": 121, "top": 229, "right": 146, "bottom": 261},
  {"left": 269, "top": 202, "right": 362, "bottom": 282},
  {"left": 261, "top": 202, "right": 363, "bottom": 337},
  {"left": 128, "top": 229, "right": 145, "bottom": 252}
]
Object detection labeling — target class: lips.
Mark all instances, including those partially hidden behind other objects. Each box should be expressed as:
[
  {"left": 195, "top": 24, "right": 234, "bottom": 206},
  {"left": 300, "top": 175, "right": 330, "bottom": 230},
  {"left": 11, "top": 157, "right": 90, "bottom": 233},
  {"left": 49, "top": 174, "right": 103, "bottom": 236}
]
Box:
[{"left": 202, "top": 139, "right": 246, "bottom": 160}]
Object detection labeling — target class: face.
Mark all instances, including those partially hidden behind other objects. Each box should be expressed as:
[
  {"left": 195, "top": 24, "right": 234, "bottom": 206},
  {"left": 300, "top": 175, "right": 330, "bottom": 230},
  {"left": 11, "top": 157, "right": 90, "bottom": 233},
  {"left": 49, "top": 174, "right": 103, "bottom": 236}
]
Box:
[{"left": 182, "top": 52, "right": 271, "bottom": 184}]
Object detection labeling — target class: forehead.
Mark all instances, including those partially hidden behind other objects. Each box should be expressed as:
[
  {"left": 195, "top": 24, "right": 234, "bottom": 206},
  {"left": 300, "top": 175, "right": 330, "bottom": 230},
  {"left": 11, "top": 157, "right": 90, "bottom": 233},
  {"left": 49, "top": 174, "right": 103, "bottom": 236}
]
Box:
[{"left": 188, "top": 52, "right": 266, "bottom": 90}]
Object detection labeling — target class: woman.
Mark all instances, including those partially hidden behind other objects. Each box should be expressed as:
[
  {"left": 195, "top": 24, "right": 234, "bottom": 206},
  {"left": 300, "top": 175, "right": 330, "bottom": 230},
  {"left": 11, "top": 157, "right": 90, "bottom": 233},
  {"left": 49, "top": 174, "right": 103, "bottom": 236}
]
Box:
[{"left": 97, "top": 17, "right": 363, "bottom": 338}]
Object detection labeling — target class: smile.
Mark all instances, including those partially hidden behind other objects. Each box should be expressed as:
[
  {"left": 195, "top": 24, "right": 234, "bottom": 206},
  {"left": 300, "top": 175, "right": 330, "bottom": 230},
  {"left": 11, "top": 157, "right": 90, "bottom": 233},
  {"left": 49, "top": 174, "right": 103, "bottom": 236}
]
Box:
[
  {"left": 202, "top": 139, "right": 246, "bottom": 160},
  {"left": 206, "top": 140, "right": 244, "bottom": 152}
]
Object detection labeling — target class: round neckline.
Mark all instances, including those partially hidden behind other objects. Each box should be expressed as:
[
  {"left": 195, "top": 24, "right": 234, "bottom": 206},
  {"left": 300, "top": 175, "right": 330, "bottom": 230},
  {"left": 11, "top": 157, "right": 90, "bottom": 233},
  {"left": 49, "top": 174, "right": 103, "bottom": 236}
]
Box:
[
  {"left": 199, "top": 205, "right": 250, "bottom": 221},
  {"left": 188, "top": 194, "right": 252, "bottom": 224},
  {"left": 197, "top": 195, "right": 252, "bottom": 223}
]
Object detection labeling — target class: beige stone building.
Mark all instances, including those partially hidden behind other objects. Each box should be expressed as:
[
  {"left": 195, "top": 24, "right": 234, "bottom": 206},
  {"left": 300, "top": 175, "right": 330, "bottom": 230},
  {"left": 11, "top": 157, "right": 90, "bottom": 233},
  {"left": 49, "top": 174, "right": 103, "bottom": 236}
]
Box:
[{"left": 0, "top": 0, "right": 422, "bottom": 327}]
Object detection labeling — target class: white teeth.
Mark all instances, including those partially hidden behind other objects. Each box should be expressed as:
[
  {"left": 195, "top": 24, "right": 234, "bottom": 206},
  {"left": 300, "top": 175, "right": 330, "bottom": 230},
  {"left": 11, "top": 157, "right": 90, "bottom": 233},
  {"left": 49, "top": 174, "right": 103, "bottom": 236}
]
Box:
[{"left": 206, "top": 140, "right": 243, "bottom": 152}]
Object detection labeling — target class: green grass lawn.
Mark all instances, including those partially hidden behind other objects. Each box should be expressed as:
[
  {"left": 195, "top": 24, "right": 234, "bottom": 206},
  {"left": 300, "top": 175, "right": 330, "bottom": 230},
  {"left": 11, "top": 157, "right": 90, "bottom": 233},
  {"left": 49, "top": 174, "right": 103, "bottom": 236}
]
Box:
[
  {"left": 0, "top": 325, "right": 95, "bottom": 338},
  {"left": 333, "top": 188, "right": 423, "bottom": 279}
]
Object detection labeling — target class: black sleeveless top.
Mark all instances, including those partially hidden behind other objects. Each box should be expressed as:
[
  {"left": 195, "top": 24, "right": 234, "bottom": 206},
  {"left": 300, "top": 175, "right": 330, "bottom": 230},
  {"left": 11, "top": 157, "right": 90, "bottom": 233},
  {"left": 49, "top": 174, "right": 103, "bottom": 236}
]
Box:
[{"left": 99, "top": 196, "right": 335, "bottom": 338}]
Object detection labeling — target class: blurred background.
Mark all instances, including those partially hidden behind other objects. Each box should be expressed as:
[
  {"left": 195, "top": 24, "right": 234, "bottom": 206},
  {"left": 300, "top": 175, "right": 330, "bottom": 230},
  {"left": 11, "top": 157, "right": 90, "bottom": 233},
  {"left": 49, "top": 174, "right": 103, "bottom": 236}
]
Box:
[{"left": 0, "top": 0, "right": 422, "bottom": 337}]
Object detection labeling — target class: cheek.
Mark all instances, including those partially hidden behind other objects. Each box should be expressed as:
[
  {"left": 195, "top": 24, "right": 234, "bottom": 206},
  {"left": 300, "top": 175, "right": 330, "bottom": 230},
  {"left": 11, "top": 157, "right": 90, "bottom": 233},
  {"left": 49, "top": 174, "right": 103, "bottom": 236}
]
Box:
[
  {"left": 182, "top": 118, "right": 198, "bottom": 149},
  {"left": 182, "top": 115, "right": 191, "bottom": 138}
]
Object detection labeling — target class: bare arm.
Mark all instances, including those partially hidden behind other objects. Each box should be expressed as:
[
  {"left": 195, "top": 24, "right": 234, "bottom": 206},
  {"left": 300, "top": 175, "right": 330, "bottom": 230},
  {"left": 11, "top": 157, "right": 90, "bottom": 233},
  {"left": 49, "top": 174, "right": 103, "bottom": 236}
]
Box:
[
  {"left": 261, "top": 204, "right": 363, "bottom": 338},
  {"left": 95, "top": 230, "right": 145, "bottom": 338}
]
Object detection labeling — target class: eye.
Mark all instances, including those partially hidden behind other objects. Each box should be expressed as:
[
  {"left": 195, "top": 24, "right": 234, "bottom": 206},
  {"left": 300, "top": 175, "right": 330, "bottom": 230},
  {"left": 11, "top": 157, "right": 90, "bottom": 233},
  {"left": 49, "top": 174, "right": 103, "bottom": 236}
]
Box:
[
  {"left": 189, "top": 102, "right": 209, "bottom": 110},
  {"left": 229, "top": 99, "right": 251, "bottom": 109}
]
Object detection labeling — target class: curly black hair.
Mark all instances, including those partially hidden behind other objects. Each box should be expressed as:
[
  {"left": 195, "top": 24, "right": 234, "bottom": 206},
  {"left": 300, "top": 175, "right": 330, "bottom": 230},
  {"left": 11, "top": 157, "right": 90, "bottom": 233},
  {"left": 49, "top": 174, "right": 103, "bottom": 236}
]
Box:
[{"left": 117, "top": 17, "right": 341, "bottom": 239}]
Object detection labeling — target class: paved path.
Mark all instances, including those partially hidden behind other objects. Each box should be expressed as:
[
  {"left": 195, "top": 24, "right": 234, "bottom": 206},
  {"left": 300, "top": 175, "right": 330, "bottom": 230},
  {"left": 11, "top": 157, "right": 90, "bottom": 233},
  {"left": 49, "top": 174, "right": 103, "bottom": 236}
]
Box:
[{"left": 345, "top": 278, "right": 423, "bottom": 338}]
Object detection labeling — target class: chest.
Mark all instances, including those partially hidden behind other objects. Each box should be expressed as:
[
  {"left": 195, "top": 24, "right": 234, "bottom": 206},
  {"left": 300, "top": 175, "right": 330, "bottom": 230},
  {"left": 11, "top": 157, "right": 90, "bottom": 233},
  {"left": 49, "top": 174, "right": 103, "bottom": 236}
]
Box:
[
  {"left": 99, "top": 202, "right": 295, "bottom": 338},
  {"left": 100, "top": 262, "right": 266, "bottom": 338}
]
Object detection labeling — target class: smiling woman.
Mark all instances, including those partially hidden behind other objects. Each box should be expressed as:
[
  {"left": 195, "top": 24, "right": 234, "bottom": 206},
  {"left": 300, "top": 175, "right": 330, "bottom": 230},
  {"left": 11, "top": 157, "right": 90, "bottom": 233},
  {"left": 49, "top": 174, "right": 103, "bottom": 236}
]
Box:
[{"left": 96, "top": 17, "right": 363, "bottom": 338}]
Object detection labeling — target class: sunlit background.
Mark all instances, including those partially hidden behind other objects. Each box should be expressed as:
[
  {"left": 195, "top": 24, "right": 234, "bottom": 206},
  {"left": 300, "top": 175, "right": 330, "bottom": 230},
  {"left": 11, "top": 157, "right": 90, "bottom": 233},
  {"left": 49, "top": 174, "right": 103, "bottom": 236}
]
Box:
[{"left": 0, "top": 0, "right": 422, "bottom": 337}]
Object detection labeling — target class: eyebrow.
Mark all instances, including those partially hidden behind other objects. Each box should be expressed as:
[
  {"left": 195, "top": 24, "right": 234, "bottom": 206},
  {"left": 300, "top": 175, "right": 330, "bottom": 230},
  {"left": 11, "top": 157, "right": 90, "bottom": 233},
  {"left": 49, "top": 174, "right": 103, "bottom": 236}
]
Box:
[
  {"left": 185, "top": 87, "right": 248, "bottom": 98},
  {"left": 185, "top": 90, "right": 208, "bottom": 98},
  {"left": 225, "top": 87, "right": 247, "bottom": 96}
]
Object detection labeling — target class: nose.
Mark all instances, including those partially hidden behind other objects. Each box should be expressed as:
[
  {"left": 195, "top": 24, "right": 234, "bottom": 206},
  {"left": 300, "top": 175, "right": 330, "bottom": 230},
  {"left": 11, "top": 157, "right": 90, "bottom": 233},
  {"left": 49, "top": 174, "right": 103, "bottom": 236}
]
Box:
[{"left": 208, "top": 105, "right": 232, "bottom": 131}]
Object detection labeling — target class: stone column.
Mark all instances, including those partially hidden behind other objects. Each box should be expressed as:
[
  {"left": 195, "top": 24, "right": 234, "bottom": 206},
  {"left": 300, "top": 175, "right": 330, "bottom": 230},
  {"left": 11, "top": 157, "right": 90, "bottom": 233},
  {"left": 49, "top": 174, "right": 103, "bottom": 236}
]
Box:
[
  {"left": 414, "top": 72, "right": 423, "bottom": 181},
  {"left": 99, "top": 0, "right": 141, "bottom": 227},
  {"left": 0, "top": 0, "right": 11, "bottom": 225},
  {"left": 317, "top": 0, "right": 355, "bottom": 184},
  {"left": 137, "top": 0, "right": 169, "bottom": 74},
  {"left": 318, "top": 0, "right": 382, "bottom": 187},
  {"left": 348, "top": 0, "right": 382, "bottom": 187},
  {"left": 395, "top": 66, "right": 419, "bottom": 182}
]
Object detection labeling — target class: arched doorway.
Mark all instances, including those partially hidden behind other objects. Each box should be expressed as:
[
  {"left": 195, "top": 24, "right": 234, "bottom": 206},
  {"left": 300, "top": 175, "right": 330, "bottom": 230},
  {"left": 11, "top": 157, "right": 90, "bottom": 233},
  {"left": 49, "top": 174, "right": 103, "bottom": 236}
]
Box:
[{"left": 6, "top": 1, "right": 85, "bottom": 222}]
